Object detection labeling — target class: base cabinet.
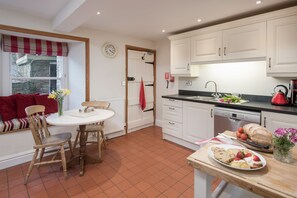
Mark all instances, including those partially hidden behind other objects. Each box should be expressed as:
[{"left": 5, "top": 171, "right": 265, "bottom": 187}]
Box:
[
  {"left": 183, "top": 101, "right": 214, "bottom": 143},
  {"left": 162, "top": 99, "right": 214, "bottom": 150},
  {"left": 262, "top": 111, "right": 297, "bottom": 132}
]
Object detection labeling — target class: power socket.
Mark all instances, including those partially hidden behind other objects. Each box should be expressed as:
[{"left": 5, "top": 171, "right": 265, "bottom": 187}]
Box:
[{"left": 186, "top": 81, "right": 192, "bottom": 86}]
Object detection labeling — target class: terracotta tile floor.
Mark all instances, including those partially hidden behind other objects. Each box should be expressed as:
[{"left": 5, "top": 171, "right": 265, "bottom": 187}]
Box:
[{"left": 0, "top": 126, "right": 200, "bottom": 198}]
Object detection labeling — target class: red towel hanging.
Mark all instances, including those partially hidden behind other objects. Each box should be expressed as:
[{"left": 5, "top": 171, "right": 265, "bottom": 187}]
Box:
[{"left": 139, "top": 77, "right": 146, "bottom": 111}]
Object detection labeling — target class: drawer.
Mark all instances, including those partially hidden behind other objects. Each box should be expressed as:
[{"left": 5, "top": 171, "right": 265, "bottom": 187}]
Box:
[
  {"left": 163, "top": 98, "right": 182, "bottom": 107},
  {"left": 163, "top": 105, "right": 182, "bottom": 123},
  {"left": 163, "top": 120, "right": 182, "bottom": 138}
]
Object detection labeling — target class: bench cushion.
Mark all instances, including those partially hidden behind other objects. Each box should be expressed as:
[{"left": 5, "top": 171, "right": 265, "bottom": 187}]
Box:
[
  {"left": 0, "top": 117, "right": 29, "bottom": 133},
  {"left": 0, "top": 95, "right": 18, "bottom": 121}
]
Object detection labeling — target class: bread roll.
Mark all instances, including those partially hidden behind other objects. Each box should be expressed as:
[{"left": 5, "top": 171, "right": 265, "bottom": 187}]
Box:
[{"left": 243, "top": 123, "right": 272, "bottom": 146}]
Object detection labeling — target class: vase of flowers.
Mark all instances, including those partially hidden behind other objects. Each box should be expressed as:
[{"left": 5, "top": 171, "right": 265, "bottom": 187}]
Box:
[
  {"left": 48, "top": 89, "right": 70, "bottom": 116},
  {"left": 273, "top": 128, "right": 297, "bottom": 163}
]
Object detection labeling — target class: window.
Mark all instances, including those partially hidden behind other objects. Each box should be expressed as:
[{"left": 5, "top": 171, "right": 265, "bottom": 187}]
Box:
[{"left": 10, "top": 53, "right": 66, "bottom": 94}]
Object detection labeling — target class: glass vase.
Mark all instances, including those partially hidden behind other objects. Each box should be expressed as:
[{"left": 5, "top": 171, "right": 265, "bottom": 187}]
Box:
[
  {"left": 273, "top": 145, "right": 293, "bottom": 164},
  {"left": 57, "top": 98, "right": 64, "bottom": 116}
]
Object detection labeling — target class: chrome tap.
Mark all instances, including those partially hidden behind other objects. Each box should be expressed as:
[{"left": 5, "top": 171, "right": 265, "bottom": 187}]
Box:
[{"left": 205, "top": 81, "right": 221, "bottom": 99}]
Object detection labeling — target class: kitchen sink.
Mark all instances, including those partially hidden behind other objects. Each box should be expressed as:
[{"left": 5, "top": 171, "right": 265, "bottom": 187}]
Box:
[{"left": 185, "top": 96, "right": 216, "bottom": 101}]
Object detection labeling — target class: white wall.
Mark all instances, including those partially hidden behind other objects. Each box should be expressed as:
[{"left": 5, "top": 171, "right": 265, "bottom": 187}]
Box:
[
  {"left": 179, "top": 61, "right": 291, "bottom": 96},
  {"left": 155, "top": 39, "right": 179, "bottom": 126},
  {"left": 68, "top": 42, "right": 86, "bottom": 109},
  {"left": 0, "top": 9, "right": 156, "bottom": 168}
]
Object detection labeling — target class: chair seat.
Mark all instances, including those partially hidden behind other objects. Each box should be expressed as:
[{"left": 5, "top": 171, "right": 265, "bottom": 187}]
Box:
[
  {"left": 41, "top": 132, "right": 72, "bottom": 145},
  {"left": 77, "top": 125, "right": 103, "bottom": 132}
]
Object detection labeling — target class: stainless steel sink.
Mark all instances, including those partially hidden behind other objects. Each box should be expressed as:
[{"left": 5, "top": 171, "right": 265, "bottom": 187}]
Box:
[{"left": 185, "top": 96, "right": 215, "bottom": 101}]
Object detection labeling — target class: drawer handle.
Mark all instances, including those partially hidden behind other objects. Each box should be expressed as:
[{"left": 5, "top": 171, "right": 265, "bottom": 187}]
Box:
[
  {"left": 169, "top": 122, "right": 175, "bottom": 125},
  {"left": 169, "top": 107, "right": 175, "bottom": 110},
  {"left": 169, "top": 99, "right": 175, "bottom": 101}
]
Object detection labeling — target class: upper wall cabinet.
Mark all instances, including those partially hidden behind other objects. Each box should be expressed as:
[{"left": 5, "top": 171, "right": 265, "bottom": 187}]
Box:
[
  {"left": 170, "top": 38, "right": 199, "bottom": 76},
  {"left": 191, "top": 31, "right": 222, "bottom": 62},
  {"left": 190, "top": 22, "right": 266, "bottom": 63},
  {"left": 223, "top": 22, "right": 266, "bottom": 60},
  {"left": 267, "top": 15, "right": 297, "bottom": 77}
]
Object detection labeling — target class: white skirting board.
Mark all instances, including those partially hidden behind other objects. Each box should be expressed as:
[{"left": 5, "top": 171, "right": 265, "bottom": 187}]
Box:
[
  {"left": 163, "top": 133, "right": 200, "bottom": 151},
  {"left": 155, "top": 119, "right": 162, "bottom": 127}
]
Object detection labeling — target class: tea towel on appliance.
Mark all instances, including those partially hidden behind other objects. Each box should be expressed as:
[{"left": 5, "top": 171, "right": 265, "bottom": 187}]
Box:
[{"left": 139, "top": 77, "right": 146, "bottom": 111}]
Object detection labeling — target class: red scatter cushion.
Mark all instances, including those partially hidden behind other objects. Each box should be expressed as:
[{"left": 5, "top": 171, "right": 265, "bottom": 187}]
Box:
[
  {"left": 16, "top": 94, "right": 38, "bottom": 118},
  {"left": 0, "top": 94, "right": 19, "bottom": 121},
  {"left": 34, "top": 94, "right": 58, "bottom": 114}
]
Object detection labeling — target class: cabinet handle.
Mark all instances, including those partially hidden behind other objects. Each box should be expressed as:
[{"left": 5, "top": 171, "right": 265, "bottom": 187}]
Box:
[
  {"left": 218, "top": 48, "right": 221, "bottom": 56},
  {"left": 268, "top": 58, "right": 271, "bottom": 69},
  {"left": 169, "top": 107, "right": 175, "bottom": 110},
  {"left": 224, "top": 47, "right": 226, "bottom": 56},
  {"left": 211, "top": 109, "right": 213, "bottom": 118},
  {"left": 187, "top": 63, "right": 190, "bottom": 71},
  {"left": 263, "top": 117, "right": 267, "bottom": 127},
  {"left": 169, "top": 99, "right": 175, "bottom": 101},
  {"left": 169, "top": 122, "right": 175, "bottom": 125}
]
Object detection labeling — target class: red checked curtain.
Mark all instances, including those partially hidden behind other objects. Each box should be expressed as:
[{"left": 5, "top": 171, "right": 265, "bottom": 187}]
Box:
[{"left": 1, "top": 34, "right": 68, "bottom": 56}]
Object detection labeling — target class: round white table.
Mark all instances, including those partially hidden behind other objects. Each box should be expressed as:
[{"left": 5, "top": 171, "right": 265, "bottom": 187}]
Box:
[{"left": 47, "top": 109, "right": 114, "bottom": 176}]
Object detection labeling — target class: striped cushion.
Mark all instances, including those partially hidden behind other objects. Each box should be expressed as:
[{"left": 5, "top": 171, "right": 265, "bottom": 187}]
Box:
[{"left": 0, "top": 117, "right": 30, "bottom": 133}]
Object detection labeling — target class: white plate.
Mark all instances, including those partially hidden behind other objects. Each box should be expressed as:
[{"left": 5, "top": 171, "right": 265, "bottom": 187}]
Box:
[{"left": 208, "top": 144, "right": 266, "bottom": 171}]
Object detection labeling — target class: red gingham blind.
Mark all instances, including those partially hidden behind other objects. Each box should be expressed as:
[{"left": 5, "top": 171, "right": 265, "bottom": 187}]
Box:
[{"left": 1, "top": 35, "right": 68, "bottom": 57}]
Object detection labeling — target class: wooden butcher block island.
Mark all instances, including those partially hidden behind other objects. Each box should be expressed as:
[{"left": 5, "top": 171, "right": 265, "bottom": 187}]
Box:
[{"left": 187, "top": 142, "right": 297, "bottom": 198}]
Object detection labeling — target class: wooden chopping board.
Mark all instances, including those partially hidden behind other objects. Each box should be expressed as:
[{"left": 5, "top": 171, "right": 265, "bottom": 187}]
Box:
[{"left": 223, "top": 130, "right": 273, "bottom": 153}]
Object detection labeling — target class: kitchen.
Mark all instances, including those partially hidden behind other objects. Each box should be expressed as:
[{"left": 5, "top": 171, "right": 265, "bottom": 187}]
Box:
[{"left": 0, "top": 0, "right": 297, "bottom": 197}]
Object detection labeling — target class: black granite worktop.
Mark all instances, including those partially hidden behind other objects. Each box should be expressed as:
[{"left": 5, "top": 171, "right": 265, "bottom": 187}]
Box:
[{"left": 162, "top": 90, "right": 297, "bottom": 116}]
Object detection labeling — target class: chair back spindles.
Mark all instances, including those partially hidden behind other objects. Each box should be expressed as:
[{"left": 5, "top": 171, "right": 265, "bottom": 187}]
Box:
[{"left": 25, "top": 105, "right": 50, "bottom": 145}]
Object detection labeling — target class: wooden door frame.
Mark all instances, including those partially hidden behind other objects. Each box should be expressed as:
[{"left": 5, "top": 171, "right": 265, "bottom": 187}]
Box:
[
  {"left": 0, "top": 24, "right": 90, "bottom": 101},
  {"left": 125, "top": 45, "right": 156, "bottom": 134}
]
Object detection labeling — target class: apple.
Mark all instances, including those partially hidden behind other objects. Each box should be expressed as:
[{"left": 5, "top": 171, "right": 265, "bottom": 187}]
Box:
[
  {"left": 238, "top": 127, "right": 244, "bottom": 133},
  {"left": 240, "top": 133, "right": 248, "bottom": 140}
]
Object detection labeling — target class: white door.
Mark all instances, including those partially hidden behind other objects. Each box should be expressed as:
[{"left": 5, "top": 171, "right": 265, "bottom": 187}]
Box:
[
  {"left": 267, "top": 15, "right": 297, "bottom": 76},
  {"left": 182, "top": 101, "right": 214, "bottom": 143},
  {"left": 191, "top": 31, "right": 222, "bottom": 62},
  {"left": 170, "top": 38, "right": 191, "bottom": 75},
  {"left": 262, "top": 111, "right": 297, "bottom": 132},
  {"left": 223, "top": 22, "right": 266, "bottom": 60},
  {"left": 127, "top": 50, "right": 154, "bottom": 133}
]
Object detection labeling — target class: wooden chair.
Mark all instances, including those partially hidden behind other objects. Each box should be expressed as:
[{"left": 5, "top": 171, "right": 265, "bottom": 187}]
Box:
[
  {"left": 73, "top": 101, "right": 110, "bottom": 160},
  {"left": 24, "top": 105, "right": 73, "bottom": 184}
]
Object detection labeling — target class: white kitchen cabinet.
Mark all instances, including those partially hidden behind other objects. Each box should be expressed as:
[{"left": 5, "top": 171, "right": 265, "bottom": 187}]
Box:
[
  {"left": 190, "top": 22, "right": 266, "bottom": 63},
  {"left": 267, "top": 15, "right": 297, "bottom": 77},
  {"left": 183, "top": 101, "right": 214, "bottom": 143},
  {"left": 223, "top": 22, "right": 266, "bottom": 60},
  {"left": 261, "top": 111, "right": 297, "bottom": 132},
  {"left": 170, "top": 38, "right": 199, "bottom": 76},
  {"left": 162, "top": 98, "right": 183, "bottom": 138},
  {"left": 191, "top": 31, "right": 222, "bottom": 62}
]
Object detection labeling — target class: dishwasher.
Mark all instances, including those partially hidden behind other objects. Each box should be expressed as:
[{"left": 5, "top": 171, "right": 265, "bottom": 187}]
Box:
[{"left": 214, "top": 107, "right": 261, "bottom": 136}]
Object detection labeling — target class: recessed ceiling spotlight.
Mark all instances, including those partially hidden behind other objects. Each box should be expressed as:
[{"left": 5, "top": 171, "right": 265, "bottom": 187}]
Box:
[
  {"left": 256, "top": 1, "right": 262, "bottom": 4},
  {"left": 162, "top": 29, "right": 166, "bottom": 33},
  {"left": 197, "top": 19, "right": 202, "bottom": 22},
  {"left": 97, "top": 11, "right": 101, "bottom": 15}
]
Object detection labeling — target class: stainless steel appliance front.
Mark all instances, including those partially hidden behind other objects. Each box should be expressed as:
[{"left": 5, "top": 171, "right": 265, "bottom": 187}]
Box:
[{"left": 214, "top": 107, "right": 261, "bottom": 136}]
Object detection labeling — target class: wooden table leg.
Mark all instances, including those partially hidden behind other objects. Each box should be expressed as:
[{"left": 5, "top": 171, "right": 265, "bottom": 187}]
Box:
[{"left": 79, "top": 125, "right": 86, "bottom": 176}]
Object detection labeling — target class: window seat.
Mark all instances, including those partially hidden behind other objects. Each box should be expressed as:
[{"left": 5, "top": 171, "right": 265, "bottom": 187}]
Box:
[{"left": 0, "top": 117, "right": 30, "bottom": 133}]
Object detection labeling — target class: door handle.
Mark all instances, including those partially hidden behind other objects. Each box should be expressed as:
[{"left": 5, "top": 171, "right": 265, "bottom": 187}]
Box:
[
  {"left": 263, "top": 117, "right": 267, "bottom": 127},
  {"left": 187, "top": 63, "right": 190, "bottom": 71},
  {"left": 211, "top": 109, "right": 213, "bottom": 118},
  {"left": 224, "top": 47, "right": 226, "bottom": 56},
  {"left": 218, "top": 48, "right": 221, "bottom": 56},
  {"left": 127, "top": 76, "right": 135, "bottom": 81},
  {"left": 268, "top": 58, "right": 271, "bottom": 69}
]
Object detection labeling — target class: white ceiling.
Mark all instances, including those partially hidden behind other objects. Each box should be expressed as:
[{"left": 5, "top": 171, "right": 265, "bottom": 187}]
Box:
[{"left": 0, "top": 0, "right": 296, "bottom": 41}]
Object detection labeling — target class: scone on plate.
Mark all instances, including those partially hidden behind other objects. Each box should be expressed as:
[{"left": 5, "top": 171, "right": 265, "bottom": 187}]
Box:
[{"left": 213, "top": 149, "right": 233, "bottom": 164}]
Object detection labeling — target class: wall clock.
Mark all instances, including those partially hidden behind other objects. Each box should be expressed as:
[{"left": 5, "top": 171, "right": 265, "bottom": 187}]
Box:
[{"left": 102, "top": 42, "right": 117, "bottom": 58}]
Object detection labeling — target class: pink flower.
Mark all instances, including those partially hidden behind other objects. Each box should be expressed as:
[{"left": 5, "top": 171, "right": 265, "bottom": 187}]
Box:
[{"left": 274, "top": 128, "right": 288, "bottom": 137}]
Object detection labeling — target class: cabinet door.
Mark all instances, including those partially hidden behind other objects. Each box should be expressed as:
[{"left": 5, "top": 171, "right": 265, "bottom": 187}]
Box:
[
  {"left": 223, "top": 22, "right": 266, "bottom": 60},
  {"left": 191, "top": 31, "right": 222, "bottom": 62},
  {"left": 170, "top": 38, "right": 191, "bottom": 75},
  {"left": 183, "top": 101, "right": 214, "bottom": 143},
  {"left": 262, "top": 111, "right": 297, "bottom": 132},
  {"left": 267, "top": 15, "right": 297, "bottom": 76}
]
